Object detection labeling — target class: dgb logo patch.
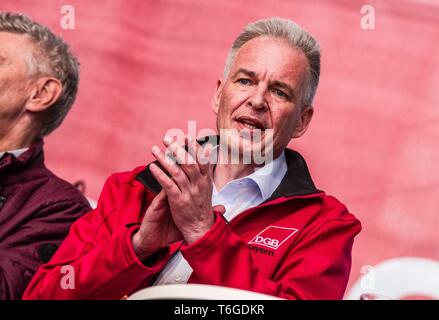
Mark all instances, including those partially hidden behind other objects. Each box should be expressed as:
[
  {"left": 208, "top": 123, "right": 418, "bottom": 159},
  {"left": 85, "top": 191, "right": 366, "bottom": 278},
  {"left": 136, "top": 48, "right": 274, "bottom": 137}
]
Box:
[{"left": 248, "top": 226, "right": 299, "bottom": 250}]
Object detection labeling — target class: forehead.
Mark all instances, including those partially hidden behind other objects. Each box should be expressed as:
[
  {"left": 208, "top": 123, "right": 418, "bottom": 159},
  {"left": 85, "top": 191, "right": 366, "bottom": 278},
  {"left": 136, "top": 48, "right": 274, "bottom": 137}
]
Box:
[
  {"left": 230, "top": 36, "right": 309, "bottom": 86},
  {"left": 0, "top": 31, "right": 35, "bottom": 62}
]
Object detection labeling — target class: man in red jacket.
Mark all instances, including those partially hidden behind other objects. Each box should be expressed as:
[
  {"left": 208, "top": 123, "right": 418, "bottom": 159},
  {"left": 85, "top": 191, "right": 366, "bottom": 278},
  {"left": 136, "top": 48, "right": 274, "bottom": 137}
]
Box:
[
  {"left": 0, "top": 13, "right": 91, "bottom": 299},
  {"left": 24, "top": 17, "right": 361, "bottom": 300}
]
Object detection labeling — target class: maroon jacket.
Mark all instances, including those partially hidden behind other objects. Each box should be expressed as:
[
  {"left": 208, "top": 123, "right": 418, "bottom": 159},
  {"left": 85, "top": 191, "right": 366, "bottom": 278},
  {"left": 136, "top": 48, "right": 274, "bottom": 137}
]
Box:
[{"left": 0, "top": 140, "right": 91, "bottom": 299}]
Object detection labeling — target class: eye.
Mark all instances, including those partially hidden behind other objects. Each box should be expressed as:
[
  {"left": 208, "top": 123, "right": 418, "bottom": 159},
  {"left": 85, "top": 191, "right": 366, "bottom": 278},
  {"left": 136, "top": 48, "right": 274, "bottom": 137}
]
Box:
[
  {"left": 272, "top": 88, "right": 288, "bottom": 99},
  {"left": 237, "top": 78, "right": 252, "bottom": 85}
]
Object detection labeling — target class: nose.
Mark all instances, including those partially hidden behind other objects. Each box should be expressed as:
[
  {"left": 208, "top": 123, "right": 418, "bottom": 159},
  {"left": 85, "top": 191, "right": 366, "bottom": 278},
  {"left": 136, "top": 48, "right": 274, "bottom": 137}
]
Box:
[{"left": 247, "top": 86, "right": 268, "bottom": 112}]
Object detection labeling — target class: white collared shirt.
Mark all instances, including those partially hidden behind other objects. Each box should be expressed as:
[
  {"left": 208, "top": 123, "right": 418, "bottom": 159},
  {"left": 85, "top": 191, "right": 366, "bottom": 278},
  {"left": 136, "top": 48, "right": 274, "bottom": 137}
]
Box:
[
  {"left": 0, "top": 148, "right": 29, "bottom": 159},
  {"left": 152, "top": 151, "right": 288, "bottom": 286}
]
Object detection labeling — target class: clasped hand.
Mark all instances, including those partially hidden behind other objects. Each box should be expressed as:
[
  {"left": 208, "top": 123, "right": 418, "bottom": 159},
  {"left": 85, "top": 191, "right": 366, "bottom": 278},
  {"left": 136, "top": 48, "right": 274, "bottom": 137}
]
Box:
[{"left": 132, "top": 135, "right": 225, "bottom": 260}]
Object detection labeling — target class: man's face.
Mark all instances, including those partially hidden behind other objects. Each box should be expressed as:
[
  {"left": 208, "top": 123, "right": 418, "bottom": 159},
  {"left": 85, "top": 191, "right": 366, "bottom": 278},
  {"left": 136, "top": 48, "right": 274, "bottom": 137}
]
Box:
[
  {"left": 212, "top": 36, "right": 313, "bottom": 160},
  {"left": 0, "top": 32, "right": 34, "bottom": 140}
]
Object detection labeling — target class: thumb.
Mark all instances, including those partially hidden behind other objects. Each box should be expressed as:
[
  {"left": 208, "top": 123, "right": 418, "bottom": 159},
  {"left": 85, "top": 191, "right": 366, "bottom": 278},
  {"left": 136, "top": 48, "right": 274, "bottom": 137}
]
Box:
[
  {"left": 204, "top": 144, "right": 214, "bottom": 179},
  {"left": 151, "top": 189, "right": 168, "bottom": 208},
  {"left": 212, "top": 204, "right": 226, "bottom": 215}
]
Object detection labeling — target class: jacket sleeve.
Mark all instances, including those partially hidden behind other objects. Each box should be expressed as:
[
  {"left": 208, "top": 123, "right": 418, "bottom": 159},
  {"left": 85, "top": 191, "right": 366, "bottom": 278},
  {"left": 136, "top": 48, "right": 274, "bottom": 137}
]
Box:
[
  {"left": 181, "top": 211, "right": 361, "bottom": 300},
  {"left": 0, "top": 200, "right": 90, "bottom": 300},
  {"left": 22, "top": 175, "right": 172, "bottom": 300}
]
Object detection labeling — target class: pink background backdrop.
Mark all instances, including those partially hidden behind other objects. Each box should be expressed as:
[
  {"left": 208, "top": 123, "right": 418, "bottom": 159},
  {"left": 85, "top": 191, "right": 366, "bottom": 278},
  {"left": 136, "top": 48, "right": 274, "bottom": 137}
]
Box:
[{"left": 2, "top": 0, "right": 438, "bottom": 298}]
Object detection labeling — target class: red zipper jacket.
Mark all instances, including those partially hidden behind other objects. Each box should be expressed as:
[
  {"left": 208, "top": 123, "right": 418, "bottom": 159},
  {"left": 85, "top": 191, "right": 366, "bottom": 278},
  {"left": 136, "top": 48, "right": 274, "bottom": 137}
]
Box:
[{"left": 23, "top": 142, "right": 361, "bottom": 300}]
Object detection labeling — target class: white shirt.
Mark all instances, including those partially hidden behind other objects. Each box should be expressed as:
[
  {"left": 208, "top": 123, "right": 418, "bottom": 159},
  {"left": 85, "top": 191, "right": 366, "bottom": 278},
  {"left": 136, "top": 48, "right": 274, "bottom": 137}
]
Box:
[
  {"left": 0, "top": 148, "right": 29, "bottom": 159},
  {"left": 152, "top": 150, "right": 288, "bottom": 286}
]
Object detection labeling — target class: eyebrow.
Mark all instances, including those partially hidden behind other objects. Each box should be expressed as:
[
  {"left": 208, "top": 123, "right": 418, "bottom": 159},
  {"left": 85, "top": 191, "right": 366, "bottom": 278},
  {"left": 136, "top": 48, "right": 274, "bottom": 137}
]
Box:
[
  {"left": 232, "top": 68, "right": 256, "bottom": 79},
  {"left": 232, "top": 68, "right": 297, "bottom": 101}
]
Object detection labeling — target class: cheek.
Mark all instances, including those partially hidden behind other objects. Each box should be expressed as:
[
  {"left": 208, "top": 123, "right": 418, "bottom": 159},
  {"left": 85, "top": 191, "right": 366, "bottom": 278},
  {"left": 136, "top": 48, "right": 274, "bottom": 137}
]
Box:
[
  {"left": 0, "top": 75, "right": 30, "bottom": 116},
  {"left": 221, "top": 86, "right": 249, "bottom": 113},
  {"left": 216, "top": 97, "right": 236, "bottom": 127},
  {"left": 0, "top": 69, "right": 30, "bottom": 93},
  {"left": 272, "top": 110, "right": 297, "bottom": 139}
]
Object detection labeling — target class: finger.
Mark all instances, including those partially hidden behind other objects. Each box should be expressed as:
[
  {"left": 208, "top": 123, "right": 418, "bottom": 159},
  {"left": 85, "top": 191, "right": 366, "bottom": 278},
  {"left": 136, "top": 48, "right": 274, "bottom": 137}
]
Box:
[
  {"left": 186, "top": 134, "right": 207, "bottom": 167},
  {"left": 163, "top": 136, "right": 195, "bottom": 165},
  {"left": 149, "top": 162, "right": 181, "bottom": 196},
  {"left": 150, "top": 189, "right": 168, "bottom": 210},
  {"left": 151, "top": 145, "right": 190, "bottom": 191},
  {"left": 212, "top": 204, "right": 226, "bottom": 215},
  {"left": 185, "top": 135, "right": 198, "bottom": 160},
  {"left": 186, "top": 134, "right": 208, "bottom": 176},
  {"left": 198, "top": 144, "right": 213, "bottom": 176},
  {"left": 186, "top": 134, "right": 212, "bottom": 179},
  {"left": 163, "top": 136, "right": 200, "bottom": 182},
  {"left": 207, "top": 144, "right": 215, "bottom": 179}
]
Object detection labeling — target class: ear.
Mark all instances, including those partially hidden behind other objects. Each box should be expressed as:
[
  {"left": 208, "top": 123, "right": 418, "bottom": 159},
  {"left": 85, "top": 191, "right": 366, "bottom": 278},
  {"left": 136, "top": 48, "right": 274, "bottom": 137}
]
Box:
[
  {"left": 25, "top": 77, "right": 63, "bottom": 113},
  {"left": 211, "top": 79, "right": 223, "bottom": 114},
  {"left": 292, "top": 105, "right": 314, "bottom": 138}
]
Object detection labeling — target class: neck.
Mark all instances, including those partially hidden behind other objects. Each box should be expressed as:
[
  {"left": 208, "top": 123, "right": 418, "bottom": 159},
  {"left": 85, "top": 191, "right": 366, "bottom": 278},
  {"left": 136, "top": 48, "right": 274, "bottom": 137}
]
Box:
[
  {"left": 0, "top": 119, "right": 37, "bottom": 152},
  {"left": 212, "top": 147, "right": 256, "bottom": 191}
]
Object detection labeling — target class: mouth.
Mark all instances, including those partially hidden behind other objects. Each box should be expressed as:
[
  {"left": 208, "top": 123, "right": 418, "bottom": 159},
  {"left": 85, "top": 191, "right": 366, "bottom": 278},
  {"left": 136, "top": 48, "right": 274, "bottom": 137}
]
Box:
[{"left": 235, "top": 116, "right": 266, "bottom": 131}]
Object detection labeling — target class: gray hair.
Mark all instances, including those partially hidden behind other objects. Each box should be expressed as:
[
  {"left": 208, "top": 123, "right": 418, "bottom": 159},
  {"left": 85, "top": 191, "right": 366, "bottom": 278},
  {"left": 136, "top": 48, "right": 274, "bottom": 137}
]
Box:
[
  {"left": 0, "top": 12, "right": 79, "bottom": 137},
  {"left": 223, "top": 17, "right": 321, "bottom": 106}
]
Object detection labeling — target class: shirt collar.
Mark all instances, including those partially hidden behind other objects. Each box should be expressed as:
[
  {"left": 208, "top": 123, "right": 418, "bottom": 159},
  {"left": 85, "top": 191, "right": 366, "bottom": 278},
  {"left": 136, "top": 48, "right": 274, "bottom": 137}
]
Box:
[
  {"left": 0, "top": 140, "right": 45, "bottom": 176},
  {"left": 246, "top": 151, "right": 288, "bottom": 201},
  {"left": 0, "top": 148, "right": 29, "bottom": 159},
  {"left": 211, "top": 145, "right": 288, "bottom": 202}
]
